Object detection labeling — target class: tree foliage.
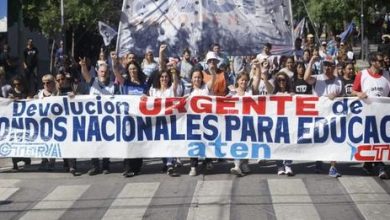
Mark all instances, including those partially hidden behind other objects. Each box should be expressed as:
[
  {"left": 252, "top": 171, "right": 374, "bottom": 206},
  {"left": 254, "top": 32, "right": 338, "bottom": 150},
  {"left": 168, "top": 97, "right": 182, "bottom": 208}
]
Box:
[
  {"left": 21, "top": 0, "right": 121, "bottom": 38},
  {"left": 292, "top": 0, "right": 390, "bottom": 36}
]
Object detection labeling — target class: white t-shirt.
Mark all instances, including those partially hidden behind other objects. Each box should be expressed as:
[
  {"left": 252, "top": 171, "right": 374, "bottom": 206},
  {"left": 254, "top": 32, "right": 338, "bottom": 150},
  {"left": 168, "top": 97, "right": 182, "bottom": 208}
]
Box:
[
  {"left": 312, "top": 74, "right": 342, "bottom": 96},
  {"left": 185, "top": 84, "right": 210, "bottom": 96},
  {"left": 360, "top": 69, "right": 390, "bottom": 97},
  {"left": 149, "top": 86, "right": 175, "bottom": 98}
]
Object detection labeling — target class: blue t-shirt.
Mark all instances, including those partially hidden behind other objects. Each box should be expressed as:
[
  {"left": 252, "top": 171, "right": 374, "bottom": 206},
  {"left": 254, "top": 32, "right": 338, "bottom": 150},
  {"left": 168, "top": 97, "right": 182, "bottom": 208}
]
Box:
[{"left": 120, "top": 81, "right": 149, "bottom": 96}]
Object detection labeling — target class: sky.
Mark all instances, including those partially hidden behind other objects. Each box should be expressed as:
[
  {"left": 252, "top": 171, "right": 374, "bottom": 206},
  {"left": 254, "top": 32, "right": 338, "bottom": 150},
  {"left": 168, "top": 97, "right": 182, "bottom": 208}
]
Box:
[{"left": 0, "top": 0, "right": 7, "bottom": 19}]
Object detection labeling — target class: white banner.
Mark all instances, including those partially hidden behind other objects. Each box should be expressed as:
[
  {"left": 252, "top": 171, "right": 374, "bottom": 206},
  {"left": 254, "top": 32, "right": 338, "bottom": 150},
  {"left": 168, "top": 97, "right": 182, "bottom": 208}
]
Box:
[
  {"left": 1, "top": 95, "right": 390, "bottom": 162},
  {"left": 116, "top": 0, "right": 294, "bottom": 57}
]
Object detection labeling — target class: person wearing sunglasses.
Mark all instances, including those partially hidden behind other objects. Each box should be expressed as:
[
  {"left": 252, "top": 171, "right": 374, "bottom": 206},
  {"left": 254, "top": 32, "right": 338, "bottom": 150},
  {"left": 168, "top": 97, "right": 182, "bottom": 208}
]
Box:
[{"left": 304, "top": 55, "right": 343, "bottom": 178}]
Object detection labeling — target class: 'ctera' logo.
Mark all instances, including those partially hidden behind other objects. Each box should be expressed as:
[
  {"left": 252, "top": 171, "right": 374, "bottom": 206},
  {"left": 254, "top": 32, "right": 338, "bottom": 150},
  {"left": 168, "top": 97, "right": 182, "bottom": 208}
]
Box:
[
  {"left": 187, "top": 134, "right": 271, "bottom": 159},
  {"left": 354, "top": 144, "right": 390, "bottom": 161}
]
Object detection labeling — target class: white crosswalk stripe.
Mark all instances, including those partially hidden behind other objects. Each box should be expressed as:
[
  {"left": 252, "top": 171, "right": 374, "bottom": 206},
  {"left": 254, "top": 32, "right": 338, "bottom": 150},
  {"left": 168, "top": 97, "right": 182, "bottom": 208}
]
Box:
[
  {"left": 187, "top": 180, "right": 233, "bottom": 220},
  {"left": 102, "top": 182, "right": 160, "bottom": 220},
  {"left": 0, "top": 179, "right": 20, "bottom": 202},
  {"left": 19, "top": 185, "right": 90, "bottom": 220},
  {"left": 268, "top": 179, "right": 321, "bottom": 220},
  {"left": 339, "top": 177, "right": 390, "bottom": 220},
  {"left": 1, "top": 176, "right": 390, "bottom": 220}
]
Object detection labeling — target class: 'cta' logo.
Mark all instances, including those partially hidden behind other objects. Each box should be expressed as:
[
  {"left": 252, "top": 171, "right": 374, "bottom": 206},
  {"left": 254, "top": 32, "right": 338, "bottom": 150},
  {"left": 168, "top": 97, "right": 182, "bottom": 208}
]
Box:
[{"left": 354, "top": 144, "right": 390, "bottom": 161}]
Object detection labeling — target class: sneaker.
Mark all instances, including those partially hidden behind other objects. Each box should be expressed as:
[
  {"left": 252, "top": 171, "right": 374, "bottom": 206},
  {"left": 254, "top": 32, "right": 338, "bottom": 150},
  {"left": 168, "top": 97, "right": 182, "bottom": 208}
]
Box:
[
  {"left": 102, "top": 169, "right": 110, "bottom": 175},
  {"left": 285, "top": 165, "right": 294, "bottom": 176},
  {"left": 329, "top": 166, "right": 341, "bottom": 178},
  {"left": 362, "top": 163, "right": 374, "bottom": 175},
  {"left": 277, "top": 167, "right": 285, "bottom": 175},
  {"left": 315, "top": 161, "right": 323, "bottom": 173},
  {"left": 88, "top": 168, "right": 98, "bottom": 176},
  {"left": 69, "top": 168, "right": 81, "bottom": 177},
  {"left": 189, "top": 167, "right": 197, "bottom": 176},
  {"left": 124, "top": 171, "right": 135, "bottom": 178},
  {"left": 206, "top": 162, "right": 213, "bottom": 170},
  {"left": 241, "top": 163, "right": 251, "bottom": 174},
  {"left": 167, "top": 166, "right": 174, "bottom": 176},
  {"left": 176, "top": 158, "right": 183, "bottom": 167},
  {"left": 230, "top": 167, "right": 244, "bottom": 176},
  {"left": 378, "top": 168, "right": 389, "bottom": 179}
]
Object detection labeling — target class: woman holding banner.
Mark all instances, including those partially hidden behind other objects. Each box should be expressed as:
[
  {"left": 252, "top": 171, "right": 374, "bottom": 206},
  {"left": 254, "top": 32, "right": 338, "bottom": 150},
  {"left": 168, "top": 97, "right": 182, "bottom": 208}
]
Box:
[
  {"left": 112, "top": 53, "right": 148, "bottom": 178},
  {"left": 148, "top": 65, "right": 179, "bottom": 176},
  {"left": 227, "top": 59, "right": 262, "bottom": 176},
  {"left": 186, "top": 65, "right": 216, "bottom": 176}
]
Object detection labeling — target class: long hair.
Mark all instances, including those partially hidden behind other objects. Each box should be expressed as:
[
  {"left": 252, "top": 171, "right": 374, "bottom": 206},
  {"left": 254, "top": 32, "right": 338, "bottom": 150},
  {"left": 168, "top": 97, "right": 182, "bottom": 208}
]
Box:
[
  {"left": 152, "top": 70, "right": 172, "bottom": 89},
  {"left": 127, "top": 61, "right": 146, "bottom": 84},
  {"left": 273, "top": 72, "right": 291, "bottom": 94}
]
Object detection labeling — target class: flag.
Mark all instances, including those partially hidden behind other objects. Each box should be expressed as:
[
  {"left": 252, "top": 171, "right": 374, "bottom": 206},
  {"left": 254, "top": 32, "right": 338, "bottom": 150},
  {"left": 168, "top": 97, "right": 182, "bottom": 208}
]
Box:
[
  {"left": 293, "top": 18, "right": 306, "bottom": 40},
  {"left": 116, "top": 0, "right": 294, "bottom": 57},
  {"left": 98, "top": 21, "right": 117, "bottom": 46},
  {"left": 339, "top": 22, "right": 355, "bottom": 42}
]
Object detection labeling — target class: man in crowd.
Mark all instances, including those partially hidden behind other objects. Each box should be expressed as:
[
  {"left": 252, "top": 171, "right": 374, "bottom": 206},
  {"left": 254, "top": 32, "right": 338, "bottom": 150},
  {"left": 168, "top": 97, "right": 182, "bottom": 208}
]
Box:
[
  {"left": 304, "top": 55, "right": 343, "bottom": 177},
  {"left": 80, "top": 57, "right": 120, "bottom": 175},
  {"left": 23, "top": 38, "right": 39, "bottom": 96},
  {"left": 352, "top": 52, "right": 390, "bottom": 179}
]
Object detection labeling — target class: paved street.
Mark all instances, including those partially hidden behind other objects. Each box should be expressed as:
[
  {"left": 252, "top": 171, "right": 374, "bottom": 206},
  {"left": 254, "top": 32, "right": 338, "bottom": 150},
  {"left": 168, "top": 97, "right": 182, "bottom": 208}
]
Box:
[{"left": 1, "top": 158, "right": 390, "bottom": 220}]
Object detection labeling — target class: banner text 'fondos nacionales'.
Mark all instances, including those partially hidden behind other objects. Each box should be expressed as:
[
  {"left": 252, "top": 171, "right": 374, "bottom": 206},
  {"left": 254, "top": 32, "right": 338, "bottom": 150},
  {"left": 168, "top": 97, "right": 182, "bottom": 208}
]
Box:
[{"left": 1, "top": 95, "right": 390, "bottom": 162}]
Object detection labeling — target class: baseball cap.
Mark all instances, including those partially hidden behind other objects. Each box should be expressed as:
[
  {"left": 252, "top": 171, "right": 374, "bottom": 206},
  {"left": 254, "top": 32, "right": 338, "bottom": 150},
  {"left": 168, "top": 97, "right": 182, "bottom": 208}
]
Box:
[
  {"left": 307, "top": 34, "right": 314, "bottom": 38},
  {"left": 205, "top": 51, "right": 220, "bottom": 63},
  {"left": 321, "top": 41, "right": 327, "bottom": 45},
  {"left": 323, "top": 56, "right": 335, "bottom": 65}
]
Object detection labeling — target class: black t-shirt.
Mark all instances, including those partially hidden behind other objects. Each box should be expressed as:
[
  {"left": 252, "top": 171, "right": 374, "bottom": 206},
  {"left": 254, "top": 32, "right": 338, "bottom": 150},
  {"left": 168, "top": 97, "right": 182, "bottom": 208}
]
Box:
[
  {"left": 292, "top": 78, "right": 313, "bottom": 94},
  {"left": 23, "top": 46, "right": 39, "bottom": 68},
  {"left": 340, "top": 77, "right": 355, "bottom": 97}
]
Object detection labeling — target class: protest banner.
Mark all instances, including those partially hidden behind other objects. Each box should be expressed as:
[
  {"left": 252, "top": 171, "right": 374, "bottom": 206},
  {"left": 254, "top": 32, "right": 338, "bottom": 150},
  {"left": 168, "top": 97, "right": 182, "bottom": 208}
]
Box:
[
  {"left": 1, "top": 95, "right": 390, "bottom": 162},
  {"left": 116, "top": 0, "right": 294, "bottom": 57}
]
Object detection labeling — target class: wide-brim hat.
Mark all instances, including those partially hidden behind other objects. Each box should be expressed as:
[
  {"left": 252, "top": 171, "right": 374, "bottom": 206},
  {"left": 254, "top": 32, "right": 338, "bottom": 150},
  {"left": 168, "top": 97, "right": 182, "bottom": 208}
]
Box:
[
  {"left": 205, "top": 51, "right": 220, "bottom": 63},
  {"left": 382, "top": 34, "right": 390, "bottom": 41}
]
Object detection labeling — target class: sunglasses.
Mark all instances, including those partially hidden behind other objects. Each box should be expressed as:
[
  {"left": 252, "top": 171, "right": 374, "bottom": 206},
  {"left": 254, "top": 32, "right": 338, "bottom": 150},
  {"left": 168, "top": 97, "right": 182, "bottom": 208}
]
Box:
[
  {"left": 277, "top": 78, "right": 286, "bottom": 82},
  {"left": 42, "top": 81, "right": 54, "bottom": 85}
]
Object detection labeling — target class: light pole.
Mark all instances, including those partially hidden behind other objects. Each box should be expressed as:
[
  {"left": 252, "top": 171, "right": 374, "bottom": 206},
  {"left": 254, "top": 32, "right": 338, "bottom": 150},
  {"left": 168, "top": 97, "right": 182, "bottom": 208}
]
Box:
[
  {"left": 361, "top": 0, "right": 364, "bottom": 60},
  {"left": 61, "top": 0, "right": 65, "bottom": 55}
]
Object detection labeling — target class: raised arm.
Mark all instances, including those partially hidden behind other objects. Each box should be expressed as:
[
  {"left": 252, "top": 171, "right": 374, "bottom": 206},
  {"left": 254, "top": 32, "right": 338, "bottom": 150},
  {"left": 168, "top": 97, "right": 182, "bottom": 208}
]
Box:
[
  {"left": 206, "top": 65, "right": 217, "bottom": 91},
  {"left": 171, "top": 69, "right": 179, "bottom": 97},
  {"left": 111, "top": 52, "right": 125, "bottom": 85},
  {"left": 304, "top": 55, "right": 318, "bottom": 85},
  {"left": 159, "top": 44, "right": 168, "bottom": 71},
  {"left": 250, "top": 60, "right": 261, "bottom": 95},
  {"left": 79, "top": 57, "right": 92, "bottom": 83}
]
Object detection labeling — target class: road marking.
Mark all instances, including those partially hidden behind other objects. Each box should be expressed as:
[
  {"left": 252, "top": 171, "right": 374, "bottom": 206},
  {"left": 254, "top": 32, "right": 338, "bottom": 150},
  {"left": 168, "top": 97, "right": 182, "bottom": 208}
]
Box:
[
  {"left": 339, "top": 177, "right": 390, "bottom": 220},
  {"left": 187, "top": 180, "right": 233, "bottom": 220},
  {"left": 0, "top": 179, "right": 20, "bottom": 187},
  {"left": 102, "top": 182, "right": 160, "bottom": 220},
  {"left": 0, "top": 188, "right": 19, "bottom": 201},
  {"left": 20, "top": 185, "right": 90, "bottom": 220},
  {"left": 268, "top": 179, "right": 320, "bottom": 220}
]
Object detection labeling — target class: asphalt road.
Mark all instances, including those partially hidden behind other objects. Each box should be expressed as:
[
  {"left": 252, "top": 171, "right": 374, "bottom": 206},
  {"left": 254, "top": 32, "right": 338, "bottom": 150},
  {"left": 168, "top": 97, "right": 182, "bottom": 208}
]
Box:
[{"left": 1, "top": 158, "right": 390, "bottom": 220}]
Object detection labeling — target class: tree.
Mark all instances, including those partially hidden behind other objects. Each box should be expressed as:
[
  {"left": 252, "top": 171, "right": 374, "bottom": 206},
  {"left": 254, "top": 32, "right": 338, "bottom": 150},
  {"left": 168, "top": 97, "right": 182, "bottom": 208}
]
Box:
[{"left": 21, "top": 0, "right": 121, "bottom": 56}]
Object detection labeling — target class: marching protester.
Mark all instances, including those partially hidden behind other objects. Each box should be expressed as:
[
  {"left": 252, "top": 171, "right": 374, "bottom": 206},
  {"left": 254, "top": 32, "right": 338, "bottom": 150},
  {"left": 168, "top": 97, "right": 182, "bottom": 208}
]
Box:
[
  {"left": 8, "top": 75, "right": 32, "bottom": 171},
  {"left": 273, "top": 71, "right": 294, "bottom": 176},
  {"left": 23, "top": 38, "right": 39, "bottom": 96},
  {"left": 80, "top": 57, "right": 119, "bottom": 175},
  {"left": 352, "top": 52, "right": 389, "bottom": 179},
  {"left": 0, "top": 66, "right": 11, "bottom": 98},
  {"left": 36, "top": 74, "right": 57, "bottom": 172},
  {"left": 304, "top": 55, "right": 343, "bottom": 178},
  {"left": 228, "top": 60, "right": 262, "bottom": 176},
  {"left": 186, "top": 66, "right": 216, "bottom": 176},
  {"left": 340, "top": 61, "right": 356, "bottom": 97},
  {"left": 291, "top": 61, "right": 313, "bottom": 95},
  {"left": 148, "top": 45, "right": 180, "bottom": 176},
  {"left": 112, "top": 52, "right": 148, "bottom": 178}
]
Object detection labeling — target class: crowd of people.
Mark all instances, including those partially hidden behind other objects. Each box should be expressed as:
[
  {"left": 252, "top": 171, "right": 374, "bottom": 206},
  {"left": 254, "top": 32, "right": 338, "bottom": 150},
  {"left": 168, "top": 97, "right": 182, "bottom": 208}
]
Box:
[{"left": 1, "top": 34, "right": 390, "bottom": 179}]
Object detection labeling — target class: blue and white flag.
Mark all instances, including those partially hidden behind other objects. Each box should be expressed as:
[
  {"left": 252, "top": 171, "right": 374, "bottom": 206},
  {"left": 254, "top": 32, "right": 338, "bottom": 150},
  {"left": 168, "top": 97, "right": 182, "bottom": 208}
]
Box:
[
  {"left": 116, "top": 0, "right": 294, "bottom": 57},
  {"left": 98, "top": 21, "right": 117, "bottom": 46},
  {"left": 0, "top": 0, "right": 7, "bottom": 33},
  {"left": 293, "top": 18, "right": 306, "bottom": 40},
  {"left": 339, "top": 22, "right": 355, "bottom": 42}
]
